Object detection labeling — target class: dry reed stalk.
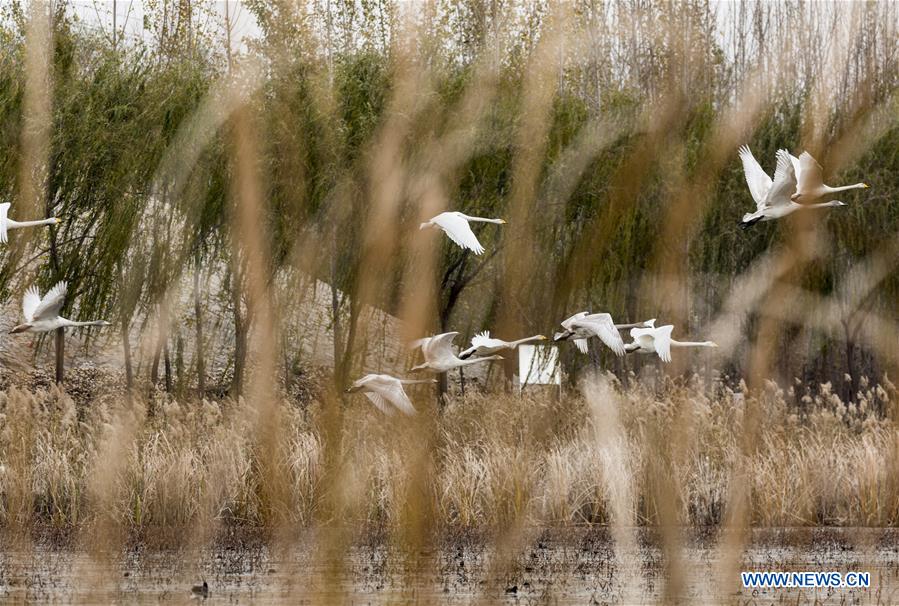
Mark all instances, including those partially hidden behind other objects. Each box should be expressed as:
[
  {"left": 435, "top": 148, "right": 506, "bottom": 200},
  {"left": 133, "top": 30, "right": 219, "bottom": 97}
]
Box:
[{"left": 583, "top": 375, "right": 641, "bottom": 604}]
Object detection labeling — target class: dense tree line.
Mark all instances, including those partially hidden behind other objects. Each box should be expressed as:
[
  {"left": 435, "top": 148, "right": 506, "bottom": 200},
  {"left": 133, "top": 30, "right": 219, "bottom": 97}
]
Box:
[{"left": 0, "top": 0, "right": 896, "bottom": 401}]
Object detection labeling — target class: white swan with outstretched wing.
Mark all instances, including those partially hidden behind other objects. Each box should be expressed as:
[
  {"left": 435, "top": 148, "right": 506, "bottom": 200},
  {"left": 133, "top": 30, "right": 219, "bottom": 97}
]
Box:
[
  {"left": 625, "top": 320, "right": 716, "bottom": 363},
  {"left": 458, "top": 330, "right": 547, "bottom": 359},
  {"left": 554, "top": 311, "right": 649, "bottom": 356},
  {"left": 738, "top": 147, "right": 846, "bottom": 229},
  {"left": 409, "top": 331, "right": 503, "bottom": 373},
  {"left": 0, "top": 202, "right": 60, "bottom": 244},
  {"left": 789, "top": 151, "right": 869, "bottom": 203},
  {"left": 420, "top": 211, "right": 506, "bottom": 255},
  {"left": 10, "top": 281, "right": 111, "bottom": 335},
  {"left": 346, "top": 374, "right": 434, "bottom": 416}
]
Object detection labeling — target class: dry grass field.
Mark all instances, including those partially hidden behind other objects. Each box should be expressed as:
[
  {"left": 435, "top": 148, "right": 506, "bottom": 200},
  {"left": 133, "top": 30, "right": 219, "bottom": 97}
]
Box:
[{"left": 1, "top": 374, "right": 895, "bottom": 537}]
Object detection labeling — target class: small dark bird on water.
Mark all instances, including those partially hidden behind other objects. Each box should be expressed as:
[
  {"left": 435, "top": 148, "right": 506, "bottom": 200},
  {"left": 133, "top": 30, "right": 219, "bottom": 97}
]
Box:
[{"left": 191, "top": 581, "right": 209, "bottom": 598}]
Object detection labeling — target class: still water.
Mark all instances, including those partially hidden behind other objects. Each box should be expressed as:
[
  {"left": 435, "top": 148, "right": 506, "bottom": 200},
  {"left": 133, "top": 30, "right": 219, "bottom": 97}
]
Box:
[{"left": 1, "top": 528, "right": 898, "bottom": 604}]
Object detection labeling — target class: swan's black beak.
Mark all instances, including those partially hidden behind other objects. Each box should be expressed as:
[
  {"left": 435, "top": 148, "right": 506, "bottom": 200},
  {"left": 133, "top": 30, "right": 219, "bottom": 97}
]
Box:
[
  {"left": 346, "top": 385, "right": 361, "bottom": 393},
  {"left": 553, "top": 331, "right": 570, "bottom": 342},
  {"left": 9, "top": 324, "right": 31, "bottom": 334}
]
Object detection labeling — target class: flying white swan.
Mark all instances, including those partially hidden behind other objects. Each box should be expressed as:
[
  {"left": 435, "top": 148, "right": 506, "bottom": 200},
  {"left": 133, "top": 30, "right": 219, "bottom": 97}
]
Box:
[
  {"left": 458, "top": 331, "right": 547, "bottom": 360},
  {"left": 738, "top": 146, "right": 846, "bottom": 229},
  {"left": 419, "top": 211, "right": 505, "bottom": 255},
  {"left": 410, "top": 331, "right": 503, "bottom": 373},
  {"left": 624, "top": 319, "right": 717, "bottom": 362},
  {"left": 9, "top": 281, "right": 111, "bottom": 334},
  {"left": 553, "top": 311, "right": 649, "bottom": 356},
  {"left": 789, "top": 151, "right": 869, "bottom": 203},
  {"left": 0, "top": 203, "right": 60, "bottom": 243},
  {"left": 346, "top": 373, "right": 434, "bottom": 416}
]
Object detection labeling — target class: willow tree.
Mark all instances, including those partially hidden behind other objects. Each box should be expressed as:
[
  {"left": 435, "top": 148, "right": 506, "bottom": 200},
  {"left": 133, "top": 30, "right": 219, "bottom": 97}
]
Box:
[{"left": 0, "top": 6, "right": 215, "bottom": 384}]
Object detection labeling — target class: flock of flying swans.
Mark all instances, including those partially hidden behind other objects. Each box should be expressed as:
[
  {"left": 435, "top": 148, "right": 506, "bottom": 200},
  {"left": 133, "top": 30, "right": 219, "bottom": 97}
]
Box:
[
  {"left": 349, "top": 147, "right": 870, "bottom": 416},
  {"left": 737, "top": 147, "right": 867, "bottom": 229},
  {"left": 0, "top": 147, "right": 867, "bottom": 417}
]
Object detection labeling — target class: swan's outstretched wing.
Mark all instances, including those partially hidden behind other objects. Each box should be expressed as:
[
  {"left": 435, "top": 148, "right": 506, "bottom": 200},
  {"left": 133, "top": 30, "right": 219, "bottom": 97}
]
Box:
[
  {"left": 573, "top": 339, "right": 589, "bottom": 354},
  {"left": 560, "top": 311, "right": 588, "bottom": 331},
  {"left": 653, "top": 325, "right": 675, "bottom": 363},
  {"left": 365, "top": 375, "right": 415, "bottom": 415},
  {"left": 470, "top": 331, "right": 493, "bottom": 347},
  {"left": 574, "top": 313, "right": 625, "bottom": 356},
  {"left": 789, "top": 153, "right": 802, "bottom": 186},
  {"left": 764, "top": 149, "right": 797, "bottom": 207},
  {"left": 431, "top": 213, "right": 485, "bottom": 255},
  {"left": 738, "top": 145, "right": 772, "bottom": 208},
  {"left": 370, "top": 377, "right": 417, "bottom": 416},
  {"left": 33, "top": 281, "right": 67, "bottom": 321},
  {"left": 407, "top": 337, "right": 431, "bottom": 351},
  {"left": 630, "top": 325, "right": 655, "bottom": 340},
  {"left": 797, "top": 151, "right": 824, "bottom": 199},
  {"left": 364, "top": 392, "right": 395, "bottom": 415},
  {"left": 0, "top": 203, "right": 9, "bottom": 244},
  {"left": 423, "top": 331, "right": 459, "bottom": 362},
  {"left": 22, "top": 285, "right": 42, "bottom": 322}
]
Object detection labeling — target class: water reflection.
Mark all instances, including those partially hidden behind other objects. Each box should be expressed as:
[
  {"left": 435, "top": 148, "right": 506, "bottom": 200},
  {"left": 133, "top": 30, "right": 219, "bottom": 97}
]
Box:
[{"left": 0, "top": 528, "right": 896, "bottom": 604}]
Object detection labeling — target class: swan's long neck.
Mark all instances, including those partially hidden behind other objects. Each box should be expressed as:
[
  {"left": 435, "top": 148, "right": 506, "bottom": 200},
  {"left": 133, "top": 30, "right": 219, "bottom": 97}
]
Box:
[
  {"left": 825, "top": 183, "right": 867, "bottom": 194},
  {"left": 7, "top": 218, "right": 58, "bottom": 229},
  {"left": 510, "top": 335, "right": 544, "bottom": 347},
  {"left": 399, "top": 379, "right": 437, "bottom": 385},
  {"left": 670, "top": 339, "right": 717, "bottom": 348},
  {"left": 803, "top": 200, "right": 845, "bottom": 209},
  {"left": 461, "top": 214, "right": 504, "bottom": 224},
  {"left": 66, "top": 320, "right": 108, "bottom": 327},
  {"left": 458, "top": 354, "right": 502, "bottom": 366}
]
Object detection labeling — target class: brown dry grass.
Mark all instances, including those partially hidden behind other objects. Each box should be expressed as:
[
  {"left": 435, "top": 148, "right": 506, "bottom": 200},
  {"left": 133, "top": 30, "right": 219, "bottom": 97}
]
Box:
[{"left": 0, "top": 374, "right": 895, "bottom": 546}]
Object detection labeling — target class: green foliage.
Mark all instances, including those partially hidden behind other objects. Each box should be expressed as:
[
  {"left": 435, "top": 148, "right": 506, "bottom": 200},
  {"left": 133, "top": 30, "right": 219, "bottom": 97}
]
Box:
[{"left": 0, "top": 0, "right": 896, "bottom": 391}]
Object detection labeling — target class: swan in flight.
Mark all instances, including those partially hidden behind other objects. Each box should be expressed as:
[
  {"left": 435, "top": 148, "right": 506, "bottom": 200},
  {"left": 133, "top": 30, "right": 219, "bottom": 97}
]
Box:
[
  {"left": 346, "top": 374, "right": 434, "bottom": 416},
  {"left": 0, "top": 203, "right": 60, "bottom": 243},
  {"left": 9, "top": 281, "right": 111, "bottom": 334},
  {"left": 789, "top": 151, "right": 869, "bottom": 203},
  {"left": 553, "top": 311, "right": 649, "bottom": 356},
  {"left": 410, "top": 332, "right": 503, "bottom": 373},
  {"left": 738, "top": 147, "right": 846, "bottom": 229},
  {"left": 624, "top": 319, "right": 717, "bottom": 362},
  {"left": 419, "top": 211, "right": 505, "bottom": 255},
  {"left": 458, "top": 331, "right": 547, "bottom": 360}
]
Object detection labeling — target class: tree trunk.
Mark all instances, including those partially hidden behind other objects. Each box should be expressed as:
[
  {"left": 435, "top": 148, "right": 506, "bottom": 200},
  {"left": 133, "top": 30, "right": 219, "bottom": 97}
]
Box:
[
  {"left": 502, "top": 355, "right": 515, "bottom": 393},
  {"left": 117, "top": 262, "right": 133, "bottom": 391},
  {"left": 54, "top": 327, "right": 64, "bottom": 384},
  {"left": 330, "top": 251, "right": 344, "bottom": 392},
  {"left": 122, "top": 318, "right": 133, "bottom": 391},
  {"left": 193, "top": 263, "right": 205, "bottom": 395},
  {"left": 163, "top": 342, "right": 173, "bottom": 393},
  {"left": 175, "top": 334, "right": 184, "bottom": 395},
  {"left": 843, "top": 318, "right": 857, "bottom": 404},
  {"left": 150, "top": 335, "right": 162, "bottom": 386},
  {"left": 150, "top": 301, "right": 168, "bottom": 390},
  {"left": 437, "top": 372, "right": 448, "bottom": 406},
  {"left": 232, "top": 273, "right": 247, "bottom": 398}
]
